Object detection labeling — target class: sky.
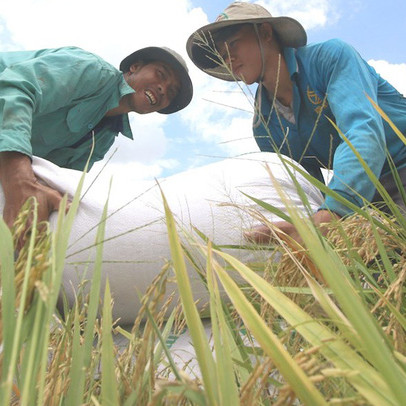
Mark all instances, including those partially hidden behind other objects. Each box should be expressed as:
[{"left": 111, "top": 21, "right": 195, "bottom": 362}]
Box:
[{"left": 1, "top": 0, "right": 405, "bottom": 186}]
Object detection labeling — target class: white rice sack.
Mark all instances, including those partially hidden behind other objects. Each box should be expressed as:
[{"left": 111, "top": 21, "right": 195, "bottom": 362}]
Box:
[{"left": 1, "top": 152, "right": 323, "bottom": 324}]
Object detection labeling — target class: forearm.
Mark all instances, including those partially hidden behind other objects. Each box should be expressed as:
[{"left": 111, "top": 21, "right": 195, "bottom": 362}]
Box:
[
  {"left": 245, "top": 209, "right": 341, "bottom": 246},
  {"left": 0, "top": 152, "right": 37, "bottom": 226},
  {"left": 318, "top": 40, "right": 386, "bottom": 213},
  {"left": 0, "top": 151, "right": 35, "bottom": 194},
  {"left": 0, "top": 151, "right": 65, "bottom": 248}
]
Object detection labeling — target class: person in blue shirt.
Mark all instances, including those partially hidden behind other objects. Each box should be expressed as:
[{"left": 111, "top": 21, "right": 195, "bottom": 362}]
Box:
[
  {"left": 187, "top": 1, "right": 406, "bottom": 244},
  {"left": 0, "top": 46, "right": 193, "bottom": 232}
]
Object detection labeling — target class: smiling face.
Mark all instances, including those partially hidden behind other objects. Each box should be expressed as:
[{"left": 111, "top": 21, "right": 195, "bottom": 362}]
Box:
[{"left": 124, "top": 61, "right": 181, "bottom": 114}]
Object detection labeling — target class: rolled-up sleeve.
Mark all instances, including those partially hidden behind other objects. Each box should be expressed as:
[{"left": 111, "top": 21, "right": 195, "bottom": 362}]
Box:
[
  {"left": 315, "top": 40, "right": 386, "bottom": 216},
  {"left": 0, "top": 47, "right": 118, "bottom": 157}
]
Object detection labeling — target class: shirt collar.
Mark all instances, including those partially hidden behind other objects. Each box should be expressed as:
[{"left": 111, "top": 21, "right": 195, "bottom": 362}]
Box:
[
  {"left": 118, "top": 75, "right": 134, "bottom": 139},
  {"left": 119, "top": 74, "right": 135, "bottom": 98},
  {"left": 283, "top": 47, "right": 299, "bottom": 79},
  {"left": 121, "top": 114, "right": 133, "bottom": 139}
]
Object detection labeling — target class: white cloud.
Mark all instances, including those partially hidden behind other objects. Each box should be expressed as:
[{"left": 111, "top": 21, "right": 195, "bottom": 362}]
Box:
[
  {"left": 0, "top": 0, "right": 191, "bottom": 53},
  {"left": 0, "top": 0, "right": 345, "bottom": 181},
  {"left": 182, "top": 81, "right": 258, "bottom": 153},
  {"left": 91, "top": 157, "right": 178, "bottom": 186},
  {"left": 256, "top": 0, "right": 337, "bottom": 30},
  {"left": 368, "top": 60, "right": 406, "bottom": 96},
  {"left": 109, "top": 113, "right": 169, "bottom": 164},
  {"left": 180, "top": 0, "right": 341, "bottom": 162},
  {"left": 3, "top": 1, "right": 406, "bottom": 182},
  {"left": 0, "top": 0, "right": 209, "bottom": 179}
]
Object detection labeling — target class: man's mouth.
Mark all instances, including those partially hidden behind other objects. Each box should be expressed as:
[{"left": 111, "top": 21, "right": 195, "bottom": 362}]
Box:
[{"left": 145, "top": 90, "right": 157, "bottom": 105}]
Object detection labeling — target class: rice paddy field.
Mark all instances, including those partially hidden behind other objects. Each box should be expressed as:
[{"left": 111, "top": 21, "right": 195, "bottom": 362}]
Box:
[{"left": 1, "top": 98, "right": 406, "bottom": 405}]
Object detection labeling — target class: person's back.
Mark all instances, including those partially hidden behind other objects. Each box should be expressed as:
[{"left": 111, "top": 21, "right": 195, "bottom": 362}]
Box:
[{"left": 0, "top": 47, "right": 82, "bottom": 69}]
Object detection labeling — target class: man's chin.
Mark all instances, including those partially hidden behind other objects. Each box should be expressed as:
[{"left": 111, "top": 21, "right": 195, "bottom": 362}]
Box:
[
  {"left": 135, "top": 105, "right": 159, "bottom": 114},
  {"left": 236, "top": 74, "right": 256, "bottom": 85}
]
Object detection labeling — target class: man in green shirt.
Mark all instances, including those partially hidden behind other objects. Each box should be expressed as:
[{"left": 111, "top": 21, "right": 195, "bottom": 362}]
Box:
[{"left": 0, "top": 45, "right": 193, "bottom": 231}]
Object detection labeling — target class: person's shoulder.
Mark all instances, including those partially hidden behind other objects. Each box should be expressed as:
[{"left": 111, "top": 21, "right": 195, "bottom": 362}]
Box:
[
  {"left": 42, "top": 46, "right": 91, "bottom": 56},
  {"left": 298, "top": 39, "right": 352, "bottom": 57},
  {"left": 297, "top": 39, "right": 361, "bottom": 68},
  {"left": 53, "top": 46, "right": 103, "bottom": 60},
  {"left": 53, "top": 46, "right": 118, "bottom": 72}
]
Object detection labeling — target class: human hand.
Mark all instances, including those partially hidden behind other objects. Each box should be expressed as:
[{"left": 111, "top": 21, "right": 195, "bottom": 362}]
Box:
[
  {"left": 244, "top": 210, "right": 341, "bottom": 246},
  {"left": 0, "top": 152, "right": 66, "bottom": 247},
  {"left": 244, "top": 220, "right": 300, "bottom": 245}
]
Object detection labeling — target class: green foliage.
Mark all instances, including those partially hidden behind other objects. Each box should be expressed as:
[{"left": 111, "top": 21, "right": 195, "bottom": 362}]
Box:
[
  {"left": 1, "top": 175, "right": 405, "bottom": 405},
  {"left": 0, "top": 97, "right": 405, "bottom": 405}
]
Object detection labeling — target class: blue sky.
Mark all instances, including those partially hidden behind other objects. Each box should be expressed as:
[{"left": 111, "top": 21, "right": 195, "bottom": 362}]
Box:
[
  {"left": 165, "top": 0, "right": 406, "bottom": 180},
  {"left": 1, "top": 0, "right": 405, "bottom": 185},
  {"left": 198, "top": 0, "right": 406, "bottom": 63}
]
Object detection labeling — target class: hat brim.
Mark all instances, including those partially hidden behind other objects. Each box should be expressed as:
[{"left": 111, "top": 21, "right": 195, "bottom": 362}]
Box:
[
  {"left": 120, "top": 47, "right": 193, "bottom": 114},
  {"left": 186, "top": 16, "right": 307, "bottom": 81}
]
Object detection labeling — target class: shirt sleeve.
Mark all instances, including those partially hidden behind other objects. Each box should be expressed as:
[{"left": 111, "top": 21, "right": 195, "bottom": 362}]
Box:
[
  {"left": 313, "top": 39, "right": 386, "bottom": 216},
  {"left": 0, "top": 47, "right": 119, "bottom": 157}
]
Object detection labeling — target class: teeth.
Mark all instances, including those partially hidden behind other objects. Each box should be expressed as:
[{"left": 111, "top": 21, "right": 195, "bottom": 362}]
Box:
[{"left": 145, "top": 90, "right": 157, "bottom": 105}]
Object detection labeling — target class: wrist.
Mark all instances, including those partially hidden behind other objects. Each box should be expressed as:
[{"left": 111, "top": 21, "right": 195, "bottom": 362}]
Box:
[{"left": 0, "top": 151, "right": 35, "bottom": 188}]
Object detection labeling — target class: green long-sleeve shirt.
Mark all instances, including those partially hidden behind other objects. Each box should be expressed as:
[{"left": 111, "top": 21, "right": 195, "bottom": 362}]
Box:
[{"left": 0, "top": 46, "right": 133, "bottom": 170}]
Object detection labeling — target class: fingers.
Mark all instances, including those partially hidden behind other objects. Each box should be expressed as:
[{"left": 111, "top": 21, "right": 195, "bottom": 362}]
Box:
[
  {"left": 45, "top": 186, "right": 65, "bottom": 213},
  {"left": 244, "top": 221, "right": 301, "bottom": 245},
  {"left": 12, "top": 199, "right": 36, "bottom": 251},
  {"left": 43, "top": 186, "right": 71, "bottom": 216},
  {"left": 3, "top": 182, "right": 66, "bottom": 250},
  {"left": 65, "top": 200, "right": 72, "bottom": 215},
  {"left": 244, "top": 225, "right": 273, "bottom": 244},
  {"left": 13, "top": 196, "right": 55, "bottom": 251},
  {"left": 0, "top": 153, "right": 66, "bottom": 250}
]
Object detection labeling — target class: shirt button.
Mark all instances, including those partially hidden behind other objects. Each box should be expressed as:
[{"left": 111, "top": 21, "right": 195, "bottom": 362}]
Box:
[{"left": 88, "top": 123, "right": 94, "bottom": 129}]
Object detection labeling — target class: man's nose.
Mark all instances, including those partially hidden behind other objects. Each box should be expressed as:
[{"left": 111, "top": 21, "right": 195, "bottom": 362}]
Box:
[
  {"left": 158, "top": 81, "right": 167, "bottom": 96},
  {"left": 224, "top": 52, "right": 234, "bottom": 67}
]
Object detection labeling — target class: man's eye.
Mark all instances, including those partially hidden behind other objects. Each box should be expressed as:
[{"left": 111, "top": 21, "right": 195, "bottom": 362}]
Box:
[{"left": 229, "top": 39, "right": 237, "bottom": 48}]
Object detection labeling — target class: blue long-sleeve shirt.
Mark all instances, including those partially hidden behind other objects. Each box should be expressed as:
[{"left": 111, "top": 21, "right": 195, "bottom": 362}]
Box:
[
  {"left": 0, "top": 46, "right": 134, "bottom": 170},
  {"left": 254, "top": 39, "right": 406, "bottom": 216}
]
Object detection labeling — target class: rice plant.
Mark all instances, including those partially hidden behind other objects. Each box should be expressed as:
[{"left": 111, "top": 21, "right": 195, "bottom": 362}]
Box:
[
  {"left": 0, "top": 39, "right": 405, "bottom": 405},
  {"left": 0, "top": 158, "right": 404, "bottom": 405}
]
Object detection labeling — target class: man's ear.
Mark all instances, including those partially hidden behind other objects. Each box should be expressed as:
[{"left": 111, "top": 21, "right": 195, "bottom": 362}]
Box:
[{"left": 259, "top": 23, "right": 273, "bottom": 42}]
